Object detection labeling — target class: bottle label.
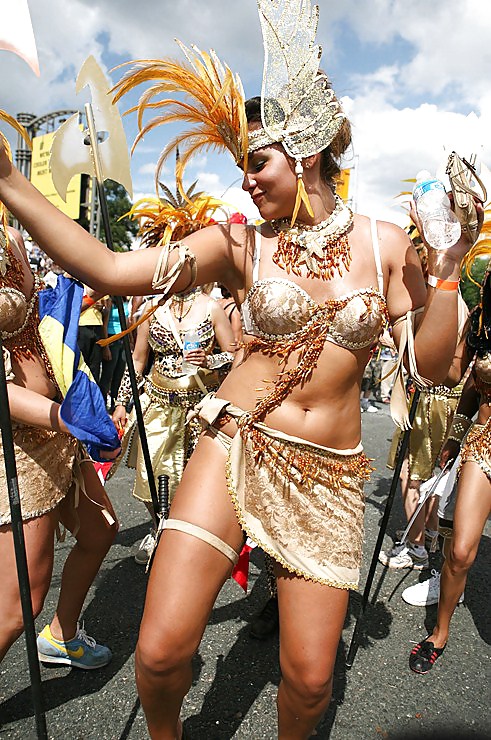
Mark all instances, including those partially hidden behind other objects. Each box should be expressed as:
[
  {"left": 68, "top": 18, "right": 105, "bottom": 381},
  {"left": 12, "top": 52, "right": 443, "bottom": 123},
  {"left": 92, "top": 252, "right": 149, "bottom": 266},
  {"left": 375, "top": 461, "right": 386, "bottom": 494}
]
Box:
[
  {"left": 413, "top": 179, "right": 446, "bottom": 201},
  {"left": 183, "top": 340, "right": 200, "bottom": 352}
]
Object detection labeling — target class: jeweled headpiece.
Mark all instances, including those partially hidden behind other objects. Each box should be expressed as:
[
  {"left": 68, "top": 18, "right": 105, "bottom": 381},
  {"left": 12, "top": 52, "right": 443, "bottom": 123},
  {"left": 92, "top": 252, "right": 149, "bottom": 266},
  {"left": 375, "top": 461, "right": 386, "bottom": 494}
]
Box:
[
  {"left": 0, "top": 110, "right": 31, "bottom": 266},
  {"left": 250, "top": 0, "right": 346, "bottom": 223},
  {"left": 112, "top": 1, "right": 345, "bottom": 225}
]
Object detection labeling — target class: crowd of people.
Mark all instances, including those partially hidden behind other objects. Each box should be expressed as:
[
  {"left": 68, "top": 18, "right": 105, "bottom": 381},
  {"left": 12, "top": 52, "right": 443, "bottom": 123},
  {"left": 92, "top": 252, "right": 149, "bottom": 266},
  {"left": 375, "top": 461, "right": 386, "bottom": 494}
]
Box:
[{"left": 0, "top": 1, "right": 489, "bottom": 738}]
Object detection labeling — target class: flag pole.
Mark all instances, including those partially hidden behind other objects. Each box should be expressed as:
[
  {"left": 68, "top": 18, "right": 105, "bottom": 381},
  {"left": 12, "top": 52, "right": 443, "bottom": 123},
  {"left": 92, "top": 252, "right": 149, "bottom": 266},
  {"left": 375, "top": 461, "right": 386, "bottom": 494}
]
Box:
[
  {"left": 0, "top": 339, "right": 48, "bottom": 739},
  {"left": 346, "top": 388, "right": 421, "bottom": 669},
  {"left": 84, "top": 103, "right": 159, "bottom": 518}
]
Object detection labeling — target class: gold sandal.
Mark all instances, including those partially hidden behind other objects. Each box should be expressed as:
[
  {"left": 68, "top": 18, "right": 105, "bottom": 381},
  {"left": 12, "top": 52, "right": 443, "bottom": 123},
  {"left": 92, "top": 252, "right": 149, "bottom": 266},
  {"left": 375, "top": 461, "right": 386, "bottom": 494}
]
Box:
[{"left": 446, "top": 151, "right": 487, "bottom": 245}]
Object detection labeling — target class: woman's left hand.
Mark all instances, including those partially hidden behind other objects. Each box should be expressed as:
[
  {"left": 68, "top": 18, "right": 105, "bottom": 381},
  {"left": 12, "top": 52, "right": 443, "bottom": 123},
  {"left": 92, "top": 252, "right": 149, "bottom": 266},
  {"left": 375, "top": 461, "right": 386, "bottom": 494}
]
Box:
[
  {"left": 184, "top": 348, "right": 208, "bottom": 368},
  {"left": 409, "top": 197, "right": 485, "bottom": 265}
]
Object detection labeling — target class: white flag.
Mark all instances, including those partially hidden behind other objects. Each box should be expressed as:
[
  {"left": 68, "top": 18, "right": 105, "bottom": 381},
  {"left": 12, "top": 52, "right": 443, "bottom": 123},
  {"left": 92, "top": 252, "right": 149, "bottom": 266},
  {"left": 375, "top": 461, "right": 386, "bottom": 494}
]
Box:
[{"left": 0, "top": 0, "right": 40, "bottom": 77}]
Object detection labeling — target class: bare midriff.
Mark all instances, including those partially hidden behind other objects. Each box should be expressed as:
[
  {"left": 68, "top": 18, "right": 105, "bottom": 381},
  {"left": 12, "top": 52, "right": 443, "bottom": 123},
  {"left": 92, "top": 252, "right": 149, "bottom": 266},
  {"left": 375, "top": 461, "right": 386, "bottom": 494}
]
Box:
[{"left": 217, "top": 335, "right": 370, "bottom": 450}]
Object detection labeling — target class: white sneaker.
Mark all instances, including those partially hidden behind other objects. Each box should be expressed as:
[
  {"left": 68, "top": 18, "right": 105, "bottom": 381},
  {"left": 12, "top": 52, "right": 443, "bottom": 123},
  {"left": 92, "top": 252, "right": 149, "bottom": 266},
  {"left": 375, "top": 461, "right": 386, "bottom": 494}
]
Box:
[
  {"left": 134, "top": 530, "right": 156, "bottom": 565},
  {"left": 402, "top": 569, "right": 465, "bottom": 606},
  {"left": 379, "top": 541, "right": 429, "bottom": 570},
  {"left": 366, "top": 404, "right": 378, "bottom": 413},
  {"left": 395, "top": 528, "right": 440, "bottom": 553}
]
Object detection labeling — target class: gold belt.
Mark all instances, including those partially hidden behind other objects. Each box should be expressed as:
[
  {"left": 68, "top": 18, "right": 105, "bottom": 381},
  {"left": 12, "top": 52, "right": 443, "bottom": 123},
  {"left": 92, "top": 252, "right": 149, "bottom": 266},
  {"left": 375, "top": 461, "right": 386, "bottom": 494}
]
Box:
[{"left": 145, "top": 378, "right": 218, "bottom": 407}]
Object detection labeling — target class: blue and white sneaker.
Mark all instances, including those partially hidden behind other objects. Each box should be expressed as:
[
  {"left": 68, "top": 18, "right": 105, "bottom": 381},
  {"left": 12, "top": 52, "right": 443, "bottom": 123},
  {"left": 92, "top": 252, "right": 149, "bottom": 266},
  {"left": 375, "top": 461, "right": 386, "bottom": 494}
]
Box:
[{"left": 37, "top": 623, "right": 112, "bottom": 670}]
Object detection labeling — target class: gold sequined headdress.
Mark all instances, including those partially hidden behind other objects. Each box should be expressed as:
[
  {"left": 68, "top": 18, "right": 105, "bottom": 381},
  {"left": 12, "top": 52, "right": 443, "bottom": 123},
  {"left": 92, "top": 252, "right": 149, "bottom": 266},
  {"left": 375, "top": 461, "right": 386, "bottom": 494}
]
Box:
[
  {"left": 112, "top": 1, "right": 344, "bottom": 225},
  {"left": 250, "top": 0, "right": 346, "bottom": 224},
  {"left": 126, "top": 150, "right": 229, "bottom": 248}
]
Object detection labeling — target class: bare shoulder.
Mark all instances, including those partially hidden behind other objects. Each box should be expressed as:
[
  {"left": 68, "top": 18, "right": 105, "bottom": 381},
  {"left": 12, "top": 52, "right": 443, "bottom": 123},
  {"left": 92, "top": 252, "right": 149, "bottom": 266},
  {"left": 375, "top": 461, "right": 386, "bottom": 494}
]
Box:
[
  {"left": 374, "top": 219, "right": 414, "bottom": 269},
  {"left": 7, "top": 225, "right": 26, "bottom": 252}
]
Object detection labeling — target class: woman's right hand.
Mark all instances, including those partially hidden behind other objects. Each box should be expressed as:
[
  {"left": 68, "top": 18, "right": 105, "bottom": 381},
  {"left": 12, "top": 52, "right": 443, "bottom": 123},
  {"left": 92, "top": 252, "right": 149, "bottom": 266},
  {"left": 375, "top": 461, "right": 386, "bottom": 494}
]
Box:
[{"left": 112, "top": 404, "right": 127, "bottom": 432}]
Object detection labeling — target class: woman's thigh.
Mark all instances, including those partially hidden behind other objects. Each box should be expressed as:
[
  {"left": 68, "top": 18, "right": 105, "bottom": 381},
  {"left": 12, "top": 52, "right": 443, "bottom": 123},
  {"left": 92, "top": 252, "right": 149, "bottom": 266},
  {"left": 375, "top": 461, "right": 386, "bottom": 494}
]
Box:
[
  {"left": 275, "top": 564, "right": 349, "bottom": 686},
  {"left": 451, "top": 461, "right": 491, "bottom": 560},
  {"left": 139, "top": 432, "right": 244, "bottom": 657},
  {"left": 0, "top": 513, "right": 56, "bottom": 616}
]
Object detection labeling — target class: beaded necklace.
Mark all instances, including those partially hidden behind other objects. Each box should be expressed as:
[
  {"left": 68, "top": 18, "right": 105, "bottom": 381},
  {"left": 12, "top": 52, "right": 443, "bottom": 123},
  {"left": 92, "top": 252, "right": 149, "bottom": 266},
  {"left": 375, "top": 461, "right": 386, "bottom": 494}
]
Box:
[{"left": 270, "top": 195, "right": 354, "bottom": 281}]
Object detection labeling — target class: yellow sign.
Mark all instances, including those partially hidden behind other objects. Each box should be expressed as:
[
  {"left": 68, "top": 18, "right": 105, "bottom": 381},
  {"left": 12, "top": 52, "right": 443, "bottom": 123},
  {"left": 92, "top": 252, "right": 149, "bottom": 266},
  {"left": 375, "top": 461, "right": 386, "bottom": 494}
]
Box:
[
  {"left": 30, "top": 131, "right": 81, "bottom": 219},
  {"left": 335, "top": 168, "right": 351, "bottom": 202}
]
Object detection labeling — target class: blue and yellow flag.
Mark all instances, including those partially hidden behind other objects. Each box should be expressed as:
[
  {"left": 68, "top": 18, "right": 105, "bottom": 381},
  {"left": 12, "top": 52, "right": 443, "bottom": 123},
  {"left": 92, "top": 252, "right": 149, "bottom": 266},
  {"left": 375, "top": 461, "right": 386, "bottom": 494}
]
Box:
[{"left": 38, "top": 275, "right": 120, "bottom": 462}]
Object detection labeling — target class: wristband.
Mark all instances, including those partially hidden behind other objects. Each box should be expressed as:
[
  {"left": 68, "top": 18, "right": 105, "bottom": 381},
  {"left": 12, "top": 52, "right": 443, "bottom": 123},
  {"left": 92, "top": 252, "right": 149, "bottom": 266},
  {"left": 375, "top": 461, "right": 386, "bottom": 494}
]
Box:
[{"left": 427, "top": 274, "right": 460, "bottom": 291}]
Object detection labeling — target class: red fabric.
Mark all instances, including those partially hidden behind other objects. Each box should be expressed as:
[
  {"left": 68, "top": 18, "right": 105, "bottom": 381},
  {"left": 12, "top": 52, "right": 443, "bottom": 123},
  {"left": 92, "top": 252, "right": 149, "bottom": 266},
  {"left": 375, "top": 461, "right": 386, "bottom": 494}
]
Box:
[
  {"left": 231, "top": 538, "right": 256, "bottom": 591},
  {"left": 228, "top": 212, "right": 247, "bottom": 225}
]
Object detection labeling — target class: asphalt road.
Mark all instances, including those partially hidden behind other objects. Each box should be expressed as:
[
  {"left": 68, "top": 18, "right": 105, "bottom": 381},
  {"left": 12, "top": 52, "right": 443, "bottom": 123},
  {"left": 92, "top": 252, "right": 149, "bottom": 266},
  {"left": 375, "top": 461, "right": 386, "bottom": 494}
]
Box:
[{"left": 1, "top": 405, "right": 490, "bottom": 739}]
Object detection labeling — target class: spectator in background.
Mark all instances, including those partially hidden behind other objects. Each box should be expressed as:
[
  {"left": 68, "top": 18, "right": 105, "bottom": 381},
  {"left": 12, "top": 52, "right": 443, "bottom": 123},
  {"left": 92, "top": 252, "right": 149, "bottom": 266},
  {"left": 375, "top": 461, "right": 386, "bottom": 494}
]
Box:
[
  {"left": 78, "top": 290, "right": 110, "bottom": 384},
  {"left": 360, "top": 350, "right": 381, "bottom": 413},
  {"left": 99, "top": 296, "right": 129, "bottom": 413}
]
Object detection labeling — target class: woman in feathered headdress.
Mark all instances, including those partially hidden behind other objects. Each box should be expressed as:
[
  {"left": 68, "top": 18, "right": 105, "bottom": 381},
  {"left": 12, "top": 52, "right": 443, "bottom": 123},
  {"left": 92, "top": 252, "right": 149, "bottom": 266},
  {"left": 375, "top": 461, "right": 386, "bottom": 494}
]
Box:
[
  {"left": 0, "top": 1, "right": 483, "bottom": 735},
  {"left": 109, "top": 164, "right": 235, "bottom": 566},
  {"left": 409, "top": 192, "right": 491, "bottom": 675}
]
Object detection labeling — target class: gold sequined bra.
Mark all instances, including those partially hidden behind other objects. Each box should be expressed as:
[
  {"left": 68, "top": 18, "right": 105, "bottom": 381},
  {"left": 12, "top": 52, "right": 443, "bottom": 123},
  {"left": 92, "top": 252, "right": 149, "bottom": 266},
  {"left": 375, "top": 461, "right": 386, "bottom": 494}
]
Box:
[{"left": 241, "top": 219, "right": 387, "bottom": 351}]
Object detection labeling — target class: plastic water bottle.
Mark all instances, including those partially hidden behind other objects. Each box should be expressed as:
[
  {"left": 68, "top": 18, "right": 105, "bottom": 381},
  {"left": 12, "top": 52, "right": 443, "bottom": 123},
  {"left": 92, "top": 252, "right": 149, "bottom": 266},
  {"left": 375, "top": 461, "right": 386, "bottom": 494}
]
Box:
[
  {"left": 412, "top": 170, "right": 461, "bottom": 250},
  {"left": 182, "top": 330, "right": 200, "bottom": 374}
]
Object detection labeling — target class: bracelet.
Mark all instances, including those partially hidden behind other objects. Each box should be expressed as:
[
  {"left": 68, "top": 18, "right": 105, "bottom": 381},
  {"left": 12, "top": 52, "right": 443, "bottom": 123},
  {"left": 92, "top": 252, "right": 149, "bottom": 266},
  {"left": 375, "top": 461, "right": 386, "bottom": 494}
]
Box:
[
  {"left": 207, "top": 351, "right": 234, "bottom": 370},
  {"left": 427, "top": 274, "right": 460, "bottom": 291}
]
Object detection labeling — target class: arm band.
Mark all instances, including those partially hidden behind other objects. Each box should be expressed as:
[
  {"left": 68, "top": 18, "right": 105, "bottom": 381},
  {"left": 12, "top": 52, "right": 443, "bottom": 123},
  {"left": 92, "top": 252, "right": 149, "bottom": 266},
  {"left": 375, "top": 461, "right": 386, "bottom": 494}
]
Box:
[
  {"left": 446, "top": 413, "right": 473, "bottom": 445},
  {"left": 115, "top": 368, "right": 144, "bottom": 408}
]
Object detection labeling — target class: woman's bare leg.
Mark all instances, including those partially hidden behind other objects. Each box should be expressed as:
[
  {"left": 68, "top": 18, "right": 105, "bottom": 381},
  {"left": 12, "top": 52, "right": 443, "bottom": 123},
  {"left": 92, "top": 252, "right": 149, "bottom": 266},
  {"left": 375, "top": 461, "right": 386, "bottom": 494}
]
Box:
[
  {"left": 49, "top": 461, "right": 118, "bottom": 641},
  {"left": 135, "top": 433, "right": 244, "bottom": 739},
  {"left": 275, "top": 566, "right": 349, "bottom": 740},
  {"left": 0, "top": 514, "right": 55, "bottom": 661},
  {"left": 399, "top": 458, "right": 424, "bottom": 546},
  {"left": 428, "top": 460, "right": 491, "bottom": 649}
]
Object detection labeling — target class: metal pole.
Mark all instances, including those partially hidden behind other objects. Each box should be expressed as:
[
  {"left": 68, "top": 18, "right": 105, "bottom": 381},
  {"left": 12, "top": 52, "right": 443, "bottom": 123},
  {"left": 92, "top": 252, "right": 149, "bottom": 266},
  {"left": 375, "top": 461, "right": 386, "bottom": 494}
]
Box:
[
  {"left": 346, "top": 389, "right": 421, "bottom": 669},
  {"left": 0, "top": 339, "right": 48, "bottom": 738},
  {"left": 84, "top": 104, "right": 159, "bottom": 518}
]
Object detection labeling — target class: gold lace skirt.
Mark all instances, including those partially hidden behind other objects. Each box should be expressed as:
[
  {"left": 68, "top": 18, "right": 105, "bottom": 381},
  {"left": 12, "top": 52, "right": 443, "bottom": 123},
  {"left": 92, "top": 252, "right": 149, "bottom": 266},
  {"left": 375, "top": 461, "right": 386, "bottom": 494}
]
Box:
[
  {"left": 195, "top": 394, "right": 372, "bottom": 590},
  {"left": 0, "top": 423, "right": 79, "bottom": 525}
]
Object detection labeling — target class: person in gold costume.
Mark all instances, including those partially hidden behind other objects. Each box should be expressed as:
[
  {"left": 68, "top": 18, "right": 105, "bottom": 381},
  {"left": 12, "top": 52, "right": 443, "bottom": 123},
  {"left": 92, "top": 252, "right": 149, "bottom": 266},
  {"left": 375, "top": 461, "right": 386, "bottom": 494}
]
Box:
[
  {"left": 409, "top": 206, "right": 491, "bottom": 674},
  {"left": 0, "top": 3, "right": 482, "bottom": 735},
  {"left": 0, "top": 222, "right": 118, "bottom": 670}
]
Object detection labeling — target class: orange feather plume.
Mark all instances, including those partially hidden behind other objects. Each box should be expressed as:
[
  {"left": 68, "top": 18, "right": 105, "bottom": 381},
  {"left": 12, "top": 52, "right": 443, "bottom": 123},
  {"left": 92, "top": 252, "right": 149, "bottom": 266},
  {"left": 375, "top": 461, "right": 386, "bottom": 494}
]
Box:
[
  {"left": 111, "top": 41, "right": 249, "bottom": 188},
  {"left": 0, "top": 110, "right": 31, "bottom": 235}
]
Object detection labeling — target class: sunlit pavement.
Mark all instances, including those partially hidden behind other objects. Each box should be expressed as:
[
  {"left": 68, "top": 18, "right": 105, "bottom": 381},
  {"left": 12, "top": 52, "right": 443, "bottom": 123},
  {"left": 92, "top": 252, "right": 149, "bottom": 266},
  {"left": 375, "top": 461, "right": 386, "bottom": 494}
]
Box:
[{"left": 1, "top": 406, "right": 489, "bottom": 739}]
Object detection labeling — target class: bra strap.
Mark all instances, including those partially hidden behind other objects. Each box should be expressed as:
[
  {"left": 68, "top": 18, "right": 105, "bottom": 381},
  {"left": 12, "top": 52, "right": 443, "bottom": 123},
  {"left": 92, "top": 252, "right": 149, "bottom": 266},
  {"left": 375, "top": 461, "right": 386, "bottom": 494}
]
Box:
[
  {"left": 252, "top": 225, "right": 262, "bottom": 283},
  {"left": 370, "top": 218, "right": 384, "bottom": 294}
]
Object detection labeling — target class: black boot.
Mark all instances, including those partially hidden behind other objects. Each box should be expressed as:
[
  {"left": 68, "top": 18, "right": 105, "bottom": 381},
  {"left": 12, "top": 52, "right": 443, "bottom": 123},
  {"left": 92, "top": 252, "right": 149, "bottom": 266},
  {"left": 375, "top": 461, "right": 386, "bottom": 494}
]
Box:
[{"left": 249, "top": 596, "right": 279, "bottom": 640}]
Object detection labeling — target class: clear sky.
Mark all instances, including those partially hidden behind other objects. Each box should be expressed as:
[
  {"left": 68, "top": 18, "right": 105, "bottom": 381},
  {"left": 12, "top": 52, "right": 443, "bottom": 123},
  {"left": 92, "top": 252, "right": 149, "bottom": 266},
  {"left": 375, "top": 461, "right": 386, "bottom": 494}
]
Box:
[{"left": 1, "top": 0, "right": 490, "bottom": 227}]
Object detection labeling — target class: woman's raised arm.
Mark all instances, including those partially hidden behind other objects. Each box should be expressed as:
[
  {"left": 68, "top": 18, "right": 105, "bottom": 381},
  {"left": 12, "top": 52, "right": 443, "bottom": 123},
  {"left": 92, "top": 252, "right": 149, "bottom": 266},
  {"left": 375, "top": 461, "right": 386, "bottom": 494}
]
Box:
[
  {"left": 0, "top": 142, "right": 244, "bottom": 297},
  {"left": 384, "top": 210, "right": 481, "bottom": 386}
]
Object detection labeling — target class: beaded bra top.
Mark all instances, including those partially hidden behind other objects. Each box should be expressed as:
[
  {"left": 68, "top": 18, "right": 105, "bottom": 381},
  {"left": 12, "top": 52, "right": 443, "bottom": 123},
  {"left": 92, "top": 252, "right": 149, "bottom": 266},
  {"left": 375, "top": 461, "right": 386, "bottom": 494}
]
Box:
[
  {"left": 241, "top": 219, "right": 387, "bottom": 351},
  {"left": 148, "top": 310, "right": 215, "bottom": 378},
  {"left": 0, "top": 227, "right": 44, "bottom": 363}
]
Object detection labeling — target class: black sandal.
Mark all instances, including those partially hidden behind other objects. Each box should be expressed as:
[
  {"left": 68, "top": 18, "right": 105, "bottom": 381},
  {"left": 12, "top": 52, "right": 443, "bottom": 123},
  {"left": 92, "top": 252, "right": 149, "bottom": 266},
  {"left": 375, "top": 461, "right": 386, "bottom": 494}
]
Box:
[{"left": 409, "top": 639, "right": 446, "bottom": 674}]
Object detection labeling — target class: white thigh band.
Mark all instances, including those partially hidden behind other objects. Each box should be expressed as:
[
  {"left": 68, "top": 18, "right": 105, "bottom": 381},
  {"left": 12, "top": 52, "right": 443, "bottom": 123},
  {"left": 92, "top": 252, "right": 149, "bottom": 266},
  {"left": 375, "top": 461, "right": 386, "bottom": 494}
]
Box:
[{"left": 162, "top": 518, "right": 239, "bottom": 566}]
